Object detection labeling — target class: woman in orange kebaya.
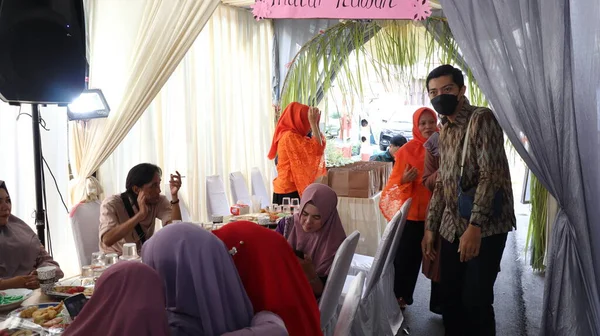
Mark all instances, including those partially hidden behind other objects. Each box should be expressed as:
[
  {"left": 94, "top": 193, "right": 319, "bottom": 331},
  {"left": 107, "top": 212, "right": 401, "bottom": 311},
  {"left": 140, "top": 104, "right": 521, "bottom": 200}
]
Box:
[
  {"left": 380, "top": 107, "right": 438, "bottom": 309},
  {"left": 269, "top": 102, "right": 326, "bottom": 204}
]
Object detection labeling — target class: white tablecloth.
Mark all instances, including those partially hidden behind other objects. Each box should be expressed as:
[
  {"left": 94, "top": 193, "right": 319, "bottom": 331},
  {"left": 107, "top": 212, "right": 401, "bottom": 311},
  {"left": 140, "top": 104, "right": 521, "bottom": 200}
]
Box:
[{"left": 337, "top": 192, "right": 387, "bottom": 257}]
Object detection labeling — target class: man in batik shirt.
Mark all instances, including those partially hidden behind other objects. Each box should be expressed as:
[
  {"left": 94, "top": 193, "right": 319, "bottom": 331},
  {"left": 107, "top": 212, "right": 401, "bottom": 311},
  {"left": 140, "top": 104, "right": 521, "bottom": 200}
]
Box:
[{"left": 422, "top": 65, "right": 516, "bottom": 336}]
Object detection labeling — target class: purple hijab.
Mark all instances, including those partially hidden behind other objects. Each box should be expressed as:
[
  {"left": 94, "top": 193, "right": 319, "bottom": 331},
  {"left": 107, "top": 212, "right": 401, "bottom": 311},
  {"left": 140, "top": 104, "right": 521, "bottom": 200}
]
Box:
[
  {"left": 63, "top": 261, "right": 170, "bottom": 336},
  {"left": 288, "top": 184, "right": 346, "bottom": 276},
  {"left": 142, "top": 222, "right": 253, "bottom": 336}
]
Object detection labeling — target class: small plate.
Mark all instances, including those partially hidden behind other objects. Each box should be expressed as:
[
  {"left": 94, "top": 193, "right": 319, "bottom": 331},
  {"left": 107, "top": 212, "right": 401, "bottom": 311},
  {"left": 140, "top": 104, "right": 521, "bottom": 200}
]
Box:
[{"left": 0, "top": 289, "right": 33, "bottom": 312}]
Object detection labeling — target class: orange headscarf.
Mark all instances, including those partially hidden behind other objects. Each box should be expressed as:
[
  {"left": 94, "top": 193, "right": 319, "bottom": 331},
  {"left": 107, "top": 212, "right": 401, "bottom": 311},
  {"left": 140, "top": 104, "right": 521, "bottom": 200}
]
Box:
[
  {"left": 268, "top": 102, "right": 313, "bottom": 160},
  {"left": 380, "top": 107, "right": 438, "bottom": 221},
  {"left": 400, "top": 107, "right": 438, "bottom": 168}
]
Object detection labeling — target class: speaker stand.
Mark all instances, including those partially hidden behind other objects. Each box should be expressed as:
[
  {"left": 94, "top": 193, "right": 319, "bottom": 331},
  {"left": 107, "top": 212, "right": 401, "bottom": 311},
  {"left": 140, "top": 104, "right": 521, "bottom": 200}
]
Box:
[{"left": 31, "top": 103, "right": 46, "bottom": 247}]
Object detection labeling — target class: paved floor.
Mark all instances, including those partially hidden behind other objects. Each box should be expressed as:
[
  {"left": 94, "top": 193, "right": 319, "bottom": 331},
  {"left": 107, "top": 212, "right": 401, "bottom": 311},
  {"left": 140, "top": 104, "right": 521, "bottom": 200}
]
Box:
[{"left": 398, "top": 158, "right": 545, "bottom": 336}]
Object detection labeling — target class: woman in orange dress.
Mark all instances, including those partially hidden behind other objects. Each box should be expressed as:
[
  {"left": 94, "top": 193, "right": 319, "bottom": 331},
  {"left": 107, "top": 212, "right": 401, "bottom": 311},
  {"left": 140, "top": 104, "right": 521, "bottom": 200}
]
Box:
[
  {"left": 269, "top": 102, "right": 326, "bottom": 204},
  {"left": 379, "top": 107, "right": 438, "bottom": 309}
]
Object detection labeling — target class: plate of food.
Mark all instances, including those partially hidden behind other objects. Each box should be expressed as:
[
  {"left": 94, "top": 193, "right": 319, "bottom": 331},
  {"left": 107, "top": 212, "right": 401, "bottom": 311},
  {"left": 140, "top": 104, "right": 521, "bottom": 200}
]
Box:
[
  {"left": 9, "top": 302, "right": 69, "bottom": 330},
  {"left": 0, "top": 289, "right": 33, "bottom": 312},
  {"left": 46, "top": 286, "right": 93, "bottom": 300}
]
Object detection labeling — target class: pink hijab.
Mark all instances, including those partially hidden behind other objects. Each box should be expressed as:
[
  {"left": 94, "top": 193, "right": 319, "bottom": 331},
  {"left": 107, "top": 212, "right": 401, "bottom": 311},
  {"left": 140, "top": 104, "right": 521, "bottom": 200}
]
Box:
[
  {"left": 63, "top": 261, "right": 169, "bottom": 336},
  {"left": 288, "top": 184, "right": 346, "bottom": 276}
]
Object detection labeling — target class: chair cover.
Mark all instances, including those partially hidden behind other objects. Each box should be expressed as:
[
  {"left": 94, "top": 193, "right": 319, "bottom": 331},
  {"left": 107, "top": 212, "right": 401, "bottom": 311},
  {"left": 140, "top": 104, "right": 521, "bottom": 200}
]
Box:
[
  {"left": 320, "top": 231, "right": 361, "bottom": 335},
  {"left": 339, "top": 207, "right": 404, "bottom": 335},
  {"left": 250, "top": 167, "right": 270, "bottom": 208},
  {"left": 230, "top": 171, "right": 252, "bottom": 205},
  {"left": 206, "top": 175, "right": 230, "bottom": 218},
  {"left": 164, "top": 184, "right": 192, "bottom": 222},
  {"left": 334, "top": 272, "right": 365, "bottom": 336},
  {"left": 70, "top": 201, "right": 101, "bottom": 268},
  {"left": 348, "top": 199, "right": 412, "bottom": 276}
]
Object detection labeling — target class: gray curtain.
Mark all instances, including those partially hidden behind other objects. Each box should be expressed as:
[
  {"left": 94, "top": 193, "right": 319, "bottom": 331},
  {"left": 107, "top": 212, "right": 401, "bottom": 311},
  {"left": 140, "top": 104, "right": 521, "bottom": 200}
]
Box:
[
  {"left": 440, "top": 1, "right": 600, "bottom": 335},
  {"left": 272, "top": 19, "right": 338, "bottom": 104}
]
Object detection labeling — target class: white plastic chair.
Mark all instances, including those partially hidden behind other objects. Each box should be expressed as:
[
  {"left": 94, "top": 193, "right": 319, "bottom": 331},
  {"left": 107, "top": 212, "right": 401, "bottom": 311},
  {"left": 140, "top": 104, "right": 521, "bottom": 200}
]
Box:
[
  {"left": 320, "top": 231, "right": 361, "bottom": 335},
  {"left": 334, "top": 272, "right": 365, "bottom": 336},
  {"left": 348, "top": 199, "right": 412, "bottom": 276},
  {"left": 229, "top": 171, "right": 252, "bottom": 205},
  {"left": 205, "top": 175, "right": 231, "bottom": 218},
  {"left": 70, "top": 201, "right": 101, "bottom": 268},
  {"left": 250, "top": 167, "right": 270, "bottom": 208}
]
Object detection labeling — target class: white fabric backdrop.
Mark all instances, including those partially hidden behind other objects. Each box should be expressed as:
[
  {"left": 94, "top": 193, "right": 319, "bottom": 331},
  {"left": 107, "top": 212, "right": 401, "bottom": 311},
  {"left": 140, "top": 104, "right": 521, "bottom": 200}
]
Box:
[
  {"left": 69, "top": 0, "right": 221, "bottom": 205},
  {"left": 0, "top": 104, "right": 78, "bottom": 277},
  {"left": 99, "top": 5, "right": 275, "bottom": 222}
]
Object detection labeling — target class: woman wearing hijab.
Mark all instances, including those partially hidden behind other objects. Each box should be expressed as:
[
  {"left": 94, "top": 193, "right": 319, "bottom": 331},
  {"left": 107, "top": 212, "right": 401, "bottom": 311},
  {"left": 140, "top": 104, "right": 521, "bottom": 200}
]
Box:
[
  {"left": 0, "top": 180, "right": 63, "bottom": 290},
  {"left": 269, "top": 102, "right": 326, "bottom": 203},
  {"left": 213, "top": 221, "right": 322, "bottom": 336},
  {"left": 379, "top": 107, "right": 438, "bottom": 309},
  {"left": 142, "top": 223, "right": 287, "bottom": 336},
  {"left": 277, "top": 184, "right": 346, "bottom": 297},
  {"left": 63, "top": 262, "right": 170, "bottom": 336}
]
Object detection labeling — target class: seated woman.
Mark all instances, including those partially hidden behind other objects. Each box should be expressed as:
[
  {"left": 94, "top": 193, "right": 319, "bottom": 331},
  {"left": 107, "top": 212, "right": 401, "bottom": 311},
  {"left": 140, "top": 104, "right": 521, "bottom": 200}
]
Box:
[
  {"left": 63, "top": 261, "right": 170, "bottom": 336},
  {"left": 142, "top": 223, "right": 287, "bottom": 336},
  {"left": 213, "top": 221, "right": 322, "bottom": 336},
  {"left": 276, "top": 184, "right": 346, "bottom": 297},
  {"left": 0, "top": 180, "right": 64, "bottom": 290},
  {"left": 269, "top": 102, "right": 326, "bottom": 203}
]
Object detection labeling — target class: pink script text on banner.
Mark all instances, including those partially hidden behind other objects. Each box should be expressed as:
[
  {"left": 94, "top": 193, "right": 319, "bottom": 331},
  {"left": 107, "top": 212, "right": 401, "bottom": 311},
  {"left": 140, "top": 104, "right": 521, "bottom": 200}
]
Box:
[{"left": 252, "top": 0, "right": 432, "bottom": 21}]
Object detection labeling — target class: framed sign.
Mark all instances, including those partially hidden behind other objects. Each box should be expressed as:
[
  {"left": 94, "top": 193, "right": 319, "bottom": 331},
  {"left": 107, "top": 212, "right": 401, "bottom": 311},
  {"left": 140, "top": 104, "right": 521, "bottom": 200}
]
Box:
[{"left": 252, "top": 0, "right": 432, "bottom": 21}]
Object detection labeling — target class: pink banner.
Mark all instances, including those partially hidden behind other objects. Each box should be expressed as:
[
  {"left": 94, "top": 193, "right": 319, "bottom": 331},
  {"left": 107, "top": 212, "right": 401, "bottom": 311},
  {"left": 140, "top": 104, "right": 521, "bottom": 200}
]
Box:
[{"left": 252, "top": 0, "right": 432, "bottom": 21}]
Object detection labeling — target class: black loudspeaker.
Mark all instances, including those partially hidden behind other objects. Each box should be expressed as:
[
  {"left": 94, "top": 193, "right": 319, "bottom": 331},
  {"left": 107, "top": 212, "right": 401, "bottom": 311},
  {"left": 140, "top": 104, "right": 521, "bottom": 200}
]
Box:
[{"left": 0, "top": 0, "right": 86, "bottom": 104}]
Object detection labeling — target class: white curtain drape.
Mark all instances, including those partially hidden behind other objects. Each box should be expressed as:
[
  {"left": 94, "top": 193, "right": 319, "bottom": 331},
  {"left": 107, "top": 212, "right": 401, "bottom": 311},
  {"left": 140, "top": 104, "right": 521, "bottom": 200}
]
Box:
[
  {"left": 0, "top": 104, "right": 77, "bottom": 277},
  {"left": 99, "top": 5, "right": 275, "bottom": 222},
  {"left": 69, "top": 0, "right": 221, "bottom": 205}
]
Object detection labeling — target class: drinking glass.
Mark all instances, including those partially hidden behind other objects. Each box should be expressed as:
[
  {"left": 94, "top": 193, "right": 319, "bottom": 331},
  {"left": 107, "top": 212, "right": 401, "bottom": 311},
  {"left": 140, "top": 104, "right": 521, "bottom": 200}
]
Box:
[
  {"left": 282, "top": 198, "right": 291, "bottom": 214},
  {"left": 291, "top": 198, "right": 300, "bottom": 214},
  {"left": 91, "top": 252, "right": 105, "bottom": 267}
]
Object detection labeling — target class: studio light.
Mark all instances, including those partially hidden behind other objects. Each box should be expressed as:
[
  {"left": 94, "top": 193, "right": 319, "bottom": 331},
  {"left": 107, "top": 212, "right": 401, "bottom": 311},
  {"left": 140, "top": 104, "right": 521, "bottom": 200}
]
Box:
[{"left": 67, "top": 88, "right": 110, "bottom": 121}]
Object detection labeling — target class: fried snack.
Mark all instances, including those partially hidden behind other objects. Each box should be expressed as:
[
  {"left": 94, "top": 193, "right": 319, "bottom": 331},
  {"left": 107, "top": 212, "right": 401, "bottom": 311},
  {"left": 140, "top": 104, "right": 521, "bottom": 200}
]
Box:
[
  {"left": 42, "top": 317, "right": 63, "bottom": 328},
  {"left": 26, "top": 302, "right": 65, "bottom": 326},
  {"left": 18, "top": 306, "right": 38, "bottom": 318}
]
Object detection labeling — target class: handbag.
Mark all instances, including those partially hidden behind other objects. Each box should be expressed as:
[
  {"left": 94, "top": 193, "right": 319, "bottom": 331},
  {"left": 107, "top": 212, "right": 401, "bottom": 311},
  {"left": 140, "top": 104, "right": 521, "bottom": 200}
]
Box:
[{"left": 457, "top": 111, "right": 503, "bottom": 220}]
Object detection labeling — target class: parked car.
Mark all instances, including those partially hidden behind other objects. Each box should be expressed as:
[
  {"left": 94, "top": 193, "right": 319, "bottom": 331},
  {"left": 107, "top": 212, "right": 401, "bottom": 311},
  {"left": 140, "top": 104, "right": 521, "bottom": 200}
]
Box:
[{"left": 379, "top": 108, "right": 415, "bottom": 151}]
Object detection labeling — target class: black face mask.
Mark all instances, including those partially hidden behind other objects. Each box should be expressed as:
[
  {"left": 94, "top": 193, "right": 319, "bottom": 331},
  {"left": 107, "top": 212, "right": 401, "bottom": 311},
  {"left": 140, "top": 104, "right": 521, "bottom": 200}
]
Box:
[{"left": 431, "top": 94, "right": 460, "bottom": 116}]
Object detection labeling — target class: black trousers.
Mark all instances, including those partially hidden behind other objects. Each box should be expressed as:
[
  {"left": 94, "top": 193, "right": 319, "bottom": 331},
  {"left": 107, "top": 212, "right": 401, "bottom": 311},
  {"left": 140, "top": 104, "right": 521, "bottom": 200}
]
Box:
[
  {"left": 430, "top": 280, "right": 443, "bottom": 314},
  {"left": 394, "top": 220, "right": 424, "bottom": 304},
  {"left": 272, "top": 191, "right": 300, "bottom": 205},
  {"left": 441, "top": 233, "right": 507, "bottom": 336}
]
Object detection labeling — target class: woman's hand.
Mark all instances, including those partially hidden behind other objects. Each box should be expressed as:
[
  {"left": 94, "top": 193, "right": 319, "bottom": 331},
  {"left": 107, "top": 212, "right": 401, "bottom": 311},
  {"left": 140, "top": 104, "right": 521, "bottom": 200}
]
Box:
[
  {"left": 169, "top": 171, "right": 182, "bottom": 198},
  {"left": 401, "top": 164, "right": 419, "bottom": 184},
  {"left": 308, "top": 107, "right": 321, "bottom": 126},
  {"left": 298, "top": 255, "right": 317, "bottom": 279},
  {"left": 7, "top": 275, "right": 39, "bottom": 290},
  {"left": 308, "top": 107, "right": 323, "bottom": 145}
]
